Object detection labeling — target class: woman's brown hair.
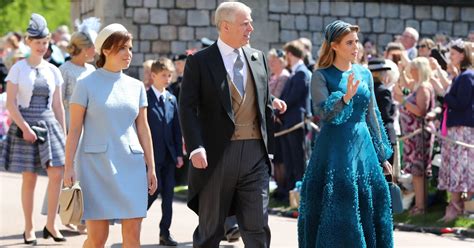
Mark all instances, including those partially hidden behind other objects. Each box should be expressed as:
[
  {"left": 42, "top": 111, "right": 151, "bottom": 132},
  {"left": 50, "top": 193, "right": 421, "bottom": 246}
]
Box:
[
  {"left": 316, "top": 25, "right": 359, "bottom": 69},
  {"left": 96, "top": 31, "right": 132, "bottom": 68}
]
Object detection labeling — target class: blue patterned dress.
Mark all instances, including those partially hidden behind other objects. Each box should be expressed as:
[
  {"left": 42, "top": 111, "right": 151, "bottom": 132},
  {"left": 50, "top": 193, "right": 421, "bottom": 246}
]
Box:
[{"left": 298, "top": 64, "right": 394, "bottom": 248}]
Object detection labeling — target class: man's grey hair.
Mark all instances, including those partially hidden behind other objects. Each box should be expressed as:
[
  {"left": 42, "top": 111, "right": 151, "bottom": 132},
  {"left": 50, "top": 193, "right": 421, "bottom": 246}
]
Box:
[
  {"left": 404, "top": 27, "right": 419, "bottom": 41},
  {"left": 215, "top": 1, "right": 252, "bottom": 31}
]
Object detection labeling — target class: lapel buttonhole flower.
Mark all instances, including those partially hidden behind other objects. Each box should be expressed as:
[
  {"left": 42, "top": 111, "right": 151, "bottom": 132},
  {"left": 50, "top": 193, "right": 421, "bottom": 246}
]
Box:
[{"left": 251, "top": 52, "right": 258, "bottom": 61}]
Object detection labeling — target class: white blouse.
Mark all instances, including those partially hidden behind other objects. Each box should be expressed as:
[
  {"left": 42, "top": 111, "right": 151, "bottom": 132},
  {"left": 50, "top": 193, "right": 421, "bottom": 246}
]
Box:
[{"left": 5, "top": 59, "right": 63, "bottom": 109}]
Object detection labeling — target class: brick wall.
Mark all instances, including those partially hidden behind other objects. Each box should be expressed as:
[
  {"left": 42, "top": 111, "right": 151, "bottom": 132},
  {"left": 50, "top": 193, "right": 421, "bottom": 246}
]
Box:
[{"left": 71, "top": 0, "right": 474, "bottom": 79}]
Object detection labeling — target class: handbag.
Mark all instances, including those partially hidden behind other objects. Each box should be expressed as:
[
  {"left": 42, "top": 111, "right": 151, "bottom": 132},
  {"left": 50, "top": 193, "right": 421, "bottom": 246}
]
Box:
[
  {"left": 386, "top": 175, "right": 403, "bottom": 214},
  {"left": 59, "top": 181, "right": 84, "bottom": 225},
  {"left": 16, "top": 124, "right": 48, "bottom": 143}
]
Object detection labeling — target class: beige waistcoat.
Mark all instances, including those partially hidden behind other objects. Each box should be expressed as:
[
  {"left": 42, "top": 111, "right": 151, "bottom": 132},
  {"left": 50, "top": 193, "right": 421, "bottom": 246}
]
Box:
[{"left": 228, "top": 69, "right": 262, "bottom": 141}]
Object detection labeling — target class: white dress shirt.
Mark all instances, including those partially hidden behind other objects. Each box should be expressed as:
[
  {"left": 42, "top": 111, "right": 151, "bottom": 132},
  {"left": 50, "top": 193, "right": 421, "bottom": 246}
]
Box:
[
  {"left": 217, "top": 38, "right": 248, "bottom": 91},
  {"left": 290, "top": 59, "right": 305, "bottom": 76},
  {"left": 151, "top": 85, "right": 168, "bottom": 101}
]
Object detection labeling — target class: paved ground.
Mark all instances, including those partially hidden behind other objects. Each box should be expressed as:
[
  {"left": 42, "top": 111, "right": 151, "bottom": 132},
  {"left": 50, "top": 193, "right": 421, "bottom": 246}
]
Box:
[{"left": 1, "top": 171, "right": 473, "bottom": 247}]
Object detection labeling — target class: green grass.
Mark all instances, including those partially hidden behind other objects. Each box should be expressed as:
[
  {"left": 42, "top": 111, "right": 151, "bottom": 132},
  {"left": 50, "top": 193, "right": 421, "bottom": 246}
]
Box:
[
  {"left": 174, "top": 185, "right": 188, "bottom": 195},
  {"left": 393, "top": 204, "right": 474, "bottom": 229}
]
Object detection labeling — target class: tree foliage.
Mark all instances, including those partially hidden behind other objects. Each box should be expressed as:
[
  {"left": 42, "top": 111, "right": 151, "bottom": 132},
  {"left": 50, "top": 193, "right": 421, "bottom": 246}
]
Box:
[{"left": 0, "top": 0, "right": 70, "bottom": 36}]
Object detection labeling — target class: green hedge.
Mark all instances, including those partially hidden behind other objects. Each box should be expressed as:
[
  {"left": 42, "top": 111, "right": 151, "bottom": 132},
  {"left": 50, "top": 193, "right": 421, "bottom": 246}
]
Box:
[{"left": 0, "top": 0, "right": 70, "bottom": 36}]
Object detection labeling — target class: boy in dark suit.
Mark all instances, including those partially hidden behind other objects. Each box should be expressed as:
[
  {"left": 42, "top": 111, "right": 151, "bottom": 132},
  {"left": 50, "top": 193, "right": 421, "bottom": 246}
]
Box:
[{"left": 147, "top": 57, "right": 183, "bottom": 246}]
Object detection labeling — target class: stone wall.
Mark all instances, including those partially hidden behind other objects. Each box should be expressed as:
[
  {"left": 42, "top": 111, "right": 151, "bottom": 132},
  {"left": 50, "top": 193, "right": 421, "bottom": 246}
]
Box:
[{"left": 71, "top": 0, "right": 474, "bottom": 79}]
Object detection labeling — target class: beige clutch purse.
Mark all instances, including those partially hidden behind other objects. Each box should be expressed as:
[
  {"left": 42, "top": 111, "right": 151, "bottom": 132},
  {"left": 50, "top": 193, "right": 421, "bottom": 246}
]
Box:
[{"left": 59, "top": 181, "right": 84, "bottom": 225}]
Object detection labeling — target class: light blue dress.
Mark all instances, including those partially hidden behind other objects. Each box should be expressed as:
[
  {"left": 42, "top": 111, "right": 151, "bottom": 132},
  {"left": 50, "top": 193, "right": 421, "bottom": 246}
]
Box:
[
  {"left": 298, "top": 64, "right": 394, "bottom": 247},
  {"left": 70, "top": 68, "right": 148, "bottom": 221}
]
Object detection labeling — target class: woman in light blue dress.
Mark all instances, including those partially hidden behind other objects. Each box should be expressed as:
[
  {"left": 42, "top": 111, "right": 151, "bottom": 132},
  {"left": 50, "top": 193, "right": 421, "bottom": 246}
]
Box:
[
  {"left": 63, "top": 23, "right": 157, "bottom": 248},
  {"left": 298, "top": 20, "right": 394, "bottom": 247}
]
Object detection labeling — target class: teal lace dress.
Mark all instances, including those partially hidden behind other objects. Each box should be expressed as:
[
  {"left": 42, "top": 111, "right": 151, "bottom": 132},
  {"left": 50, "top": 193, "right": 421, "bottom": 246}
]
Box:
[{"left": 298, "top": 64, "right": 394, "bottom": 248}]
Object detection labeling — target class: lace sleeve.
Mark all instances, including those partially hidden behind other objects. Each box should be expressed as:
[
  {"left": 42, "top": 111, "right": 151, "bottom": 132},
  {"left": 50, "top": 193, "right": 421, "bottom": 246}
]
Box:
[
  {"left": 312, "top": 70, "right": 353, "bottom": 125},
  {"left": 366, "top": 71, "right": 393, "bottom": 163}
]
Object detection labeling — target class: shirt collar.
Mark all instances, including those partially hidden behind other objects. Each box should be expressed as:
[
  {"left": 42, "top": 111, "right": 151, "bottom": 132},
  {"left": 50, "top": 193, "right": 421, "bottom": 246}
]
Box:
[
  {"left": 26, "top": 59, "right": 48, "bottom": 70},
  {"left": 291, "top": 60, "right": 305, "bottom": 75},
  {"left": 151, "top": 85, "right": 167, "bottom": 101},
  {"left": 217, "top": 38, "right": 242, "bottom": 57}
]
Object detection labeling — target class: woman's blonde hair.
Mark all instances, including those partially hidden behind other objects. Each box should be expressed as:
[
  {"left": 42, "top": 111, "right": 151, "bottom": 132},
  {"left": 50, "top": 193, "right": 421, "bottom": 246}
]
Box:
[
  {"left": 316, "top": 25, "right": 359, "bottom": 69},
  {"left": 458, "top": 41, "right": 474, "bottom": 70},
  {"left": 408, "top": 57, "right": 431, "bottom": 87},
  {"left": 67, "top": 32, "right": 93, "bottom": 56},
  {"left": 267, "top": 48, "right": 286, "bottom": 64}
]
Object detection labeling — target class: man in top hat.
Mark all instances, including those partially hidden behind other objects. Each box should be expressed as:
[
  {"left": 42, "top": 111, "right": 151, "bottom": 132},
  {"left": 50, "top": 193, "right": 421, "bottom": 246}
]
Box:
[{"left": 368, "top": 58, "right": 397, "bottom": 165}]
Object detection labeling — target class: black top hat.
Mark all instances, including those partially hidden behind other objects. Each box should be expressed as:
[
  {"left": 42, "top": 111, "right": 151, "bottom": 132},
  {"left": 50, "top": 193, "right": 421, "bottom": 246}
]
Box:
[
  {"left": 368, "top": 58, "right": 391, "bottom": 72},
  {"left": 201, "top": 37, "right": 214, "bottom": 48},
  {"left": 172, "top": 54, "right": 187, "bottom": 62}
]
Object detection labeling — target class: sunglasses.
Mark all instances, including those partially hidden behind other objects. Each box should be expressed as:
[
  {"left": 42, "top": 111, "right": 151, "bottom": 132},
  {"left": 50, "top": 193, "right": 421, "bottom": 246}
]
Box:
[{"left": 416, "top": 44, "right": 427, "bottom": 49}]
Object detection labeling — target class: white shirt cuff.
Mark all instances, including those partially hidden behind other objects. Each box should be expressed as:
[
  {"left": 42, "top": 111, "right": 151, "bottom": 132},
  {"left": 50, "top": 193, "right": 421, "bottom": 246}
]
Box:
[
  {"left": 189, "top": 147, "right": 206, "bottom": 159},
  {"left": 268, "top": 154, "right": 274, "bottom": 160}
]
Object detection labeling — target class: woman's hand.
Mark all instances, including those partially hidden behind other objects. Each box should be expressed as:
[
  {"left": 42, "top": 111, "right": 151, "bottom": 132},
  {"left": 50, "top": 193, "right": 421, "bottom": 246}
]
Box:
[
  {"left": 343, "top": 73, "right": 360, "bottom": 103},
  {"left": 22, "top": 127, "right": 37, "bottom": 143},
  {"left": 147, "top": 170, "right": 158, "bottom": 195},
  {"left": 63, "top": 167, "right": 76, "bottom": 188},
  {"left": 428, "top": 57, "right": 440, "bottom": 71},
  {"left": 382, "top": 161, "right": 393, "bottom": 175},
  {"left": 447, "top": 63, "right": 459, "bottom": 78},
  {"left": 393, "top": 88, "right": 404, "bottom": 103}
]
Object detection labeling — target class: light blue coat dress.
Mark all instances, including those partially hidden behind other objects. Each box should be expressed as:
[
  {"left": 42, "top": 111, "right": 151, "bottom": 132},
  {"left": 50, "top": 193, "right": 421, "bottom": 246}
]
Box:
[{"left": 70, "top": 68, "right": 148, "bottom": 221}]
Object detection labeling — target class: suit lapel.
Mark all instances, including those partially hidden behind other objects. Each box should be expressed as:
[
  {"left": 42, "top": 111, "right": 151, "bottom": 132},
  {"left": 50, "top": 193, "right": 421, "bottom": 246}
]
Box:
[
  {"left": 207, "top": 43, "right": 234, "bottom": 122},
  {"left": 242, "top": 47, "right": 265, "bottom": 116}
]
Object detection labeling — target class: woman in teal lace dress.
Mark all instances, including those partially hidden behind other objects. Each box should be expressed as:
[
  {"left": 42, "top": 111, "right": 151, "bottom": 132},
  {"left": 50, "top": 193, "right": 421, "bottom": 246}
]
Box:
[{"left": 298, "top": 20, "right": 394, "bottom": 248}]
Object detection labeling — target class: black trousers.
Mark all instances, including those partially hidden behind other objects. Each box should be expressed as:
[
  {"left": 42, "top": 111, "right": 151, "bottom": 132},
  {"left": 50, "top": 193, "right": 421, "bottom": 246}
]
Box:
[
  {"left": 193, "top": 140, "right": 270, "bottom": 248},
  {"left": 148, "top": 152, "right": 176, "bottom": 237},
  {"left": 280, "top": 128, "right": 306, "bottom": 197}
]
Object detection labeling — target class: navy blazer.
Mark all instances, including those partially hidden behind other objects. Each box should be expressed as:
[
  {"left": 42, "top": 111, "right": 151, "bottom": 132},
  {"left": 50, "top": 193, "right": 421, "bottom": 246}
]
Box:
[
  {"left": 279, "top": 63, "right": 312, "bottom": 129},
  {"left": 147, "top": 89, "right": 183, "bottom": 165},
  {"left": 445, "top": 69, "right": 474, "bottom": 128}
]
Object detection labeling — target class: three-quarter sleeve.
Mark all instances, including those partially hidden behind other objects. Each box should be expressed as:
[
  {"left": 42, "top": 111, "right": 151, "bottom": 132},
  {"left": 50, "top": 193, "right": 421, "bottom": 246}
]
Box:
[
  {"left": 138, "top": 83, "right": 148, "bottom": 108},
  {"left": 312, "top": 70, "right": 353, "bottom": 125},
  {"left": 365, "top": 71, "right": 393, "bottom": 163},
  {"left": 69, "top": 79, "right": 89, "bottom": 108}
]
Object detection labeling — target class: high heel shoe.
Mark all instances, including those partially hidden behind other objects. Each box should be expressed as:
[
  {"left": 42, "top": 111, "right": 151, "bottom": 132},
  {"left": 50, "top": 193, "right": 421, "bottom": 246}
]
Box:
[
  {"left": 43, "top": 226, "right": 66, "bottom": 242},
  {"left": 23, "top": 232, "right": 37, "bottom": 245}
]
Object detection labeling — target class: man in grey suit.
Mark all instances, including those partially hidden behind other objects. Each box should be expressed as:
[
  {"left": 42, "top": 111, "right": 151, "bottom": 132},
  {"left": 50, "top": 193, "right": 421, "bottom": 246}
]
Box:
[{"left": 179, "top": 2, "right": 281, "bottom": 247}]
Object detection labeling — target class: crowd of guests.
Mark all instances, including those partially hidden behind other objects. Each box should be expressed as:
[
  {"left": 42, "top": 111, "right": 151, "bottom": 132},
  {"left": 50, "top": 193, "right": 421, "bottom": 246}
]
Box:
[
  {"left": 0, "top": 4, "right": 473, "bottom": 247},
  {"left": 353, "top": 27, "right": 473, "bottom": 222}
]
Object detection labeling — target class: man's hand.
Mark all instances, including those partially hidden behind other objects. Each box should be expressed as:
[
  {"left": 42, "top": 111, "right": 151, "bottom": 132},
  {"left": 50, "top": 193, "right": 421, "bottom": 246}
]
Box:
[
  {"left": 176, "top": 156, "right": 184, "bottom": 168},
  {"left": 272, "top": 98, "right": 287, "bottom": 114},
  {"left": 190, "top": 151, "right": 208, "bottom": 169}
]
